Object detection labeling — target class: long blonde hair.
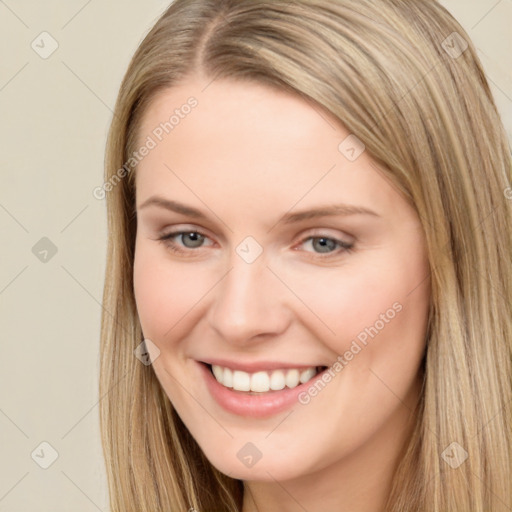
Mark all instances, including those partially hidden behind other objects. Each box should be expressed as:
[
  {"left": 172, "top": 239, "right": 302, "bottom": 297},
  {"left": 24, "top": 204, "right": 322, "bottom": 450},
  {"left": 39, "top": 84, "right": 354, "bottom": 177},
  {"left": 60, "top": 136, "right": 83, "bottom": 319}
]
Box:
[{"left": 99, "top": 1, "right": 512, "bottom": 510}]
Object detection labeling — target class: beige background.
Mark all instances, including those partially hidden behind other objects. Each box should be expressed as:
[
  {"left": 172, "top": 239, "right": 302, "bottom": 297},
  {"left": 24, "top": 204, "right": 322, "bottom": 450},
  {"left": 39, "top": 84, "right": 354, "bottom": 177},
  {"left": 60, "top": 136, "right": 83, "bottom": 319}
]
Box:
[{"left": 0, "top": 1, "right": 510, "bottom": 510}]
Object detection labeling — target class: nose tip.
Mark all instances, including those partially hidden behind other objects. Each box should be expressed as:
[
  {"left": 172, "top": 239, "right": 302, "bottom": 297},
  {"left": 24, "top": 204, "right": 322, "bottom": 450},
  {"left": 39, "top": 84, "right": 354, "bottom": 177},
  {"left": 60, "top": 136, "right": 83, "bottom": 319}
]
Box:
[{"left": 207, "top": 257, "right": 291, "bottom": 345}]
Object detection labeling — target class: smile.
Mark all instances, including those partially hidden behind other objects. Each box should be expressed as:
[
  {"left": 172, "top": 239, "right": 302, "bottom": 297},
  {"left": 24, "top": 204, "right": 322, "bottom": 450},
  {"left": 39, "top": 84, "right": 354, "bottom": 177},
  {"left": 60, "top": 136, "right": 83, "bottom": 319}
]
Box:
[
  {"left": 210, "top": 364, "right": 326, "bottom": 393},
  {"left": 197, "top": 360, "right": 330, "bottom": 417}
]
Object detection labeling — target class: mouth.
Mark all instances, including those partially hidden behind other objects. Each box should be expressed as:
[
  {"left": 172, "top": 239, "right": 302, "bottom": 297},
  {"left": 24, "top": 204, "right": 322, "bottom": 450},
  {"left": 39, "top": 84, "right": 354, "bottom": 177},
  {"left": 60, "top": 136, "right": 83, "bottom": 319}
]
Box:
[
  {"left": 203, "top": 362, "right": 328, "bottom": 394},
  {"left": 197, "top": 359, "right": 332, "bottom": 417}
]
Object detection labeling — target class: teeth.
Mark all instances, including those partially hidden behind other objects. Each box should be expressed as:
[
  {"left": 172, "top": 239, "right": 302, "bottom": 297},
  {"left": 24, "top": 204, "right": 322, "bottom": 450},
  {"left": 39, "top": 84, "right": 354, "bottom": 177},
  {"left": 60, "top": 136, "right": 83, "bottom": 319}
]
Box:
[
  {"left": 269, "top": 370, "right": 286, "bottom": 391},
  {"left": 232, "top": 370, "right": 251, "bottom": 391},
  {"left": 251, "top": 371, "right": 269, "bottom": 392},
  {"left": 212, "top": 365, "right": 223, "bottom": 382},
  {"left": 299, "top": 367, "right": 317, "bottom": 384},
  {"left": 285, "top": 369, "right": 300, "bottom": 388},
  {"left": 210, "top": 364, "right": 321, "bottom": 392},
  {"left": 223, "top": 367, "right": 233, "bottom": 388}
]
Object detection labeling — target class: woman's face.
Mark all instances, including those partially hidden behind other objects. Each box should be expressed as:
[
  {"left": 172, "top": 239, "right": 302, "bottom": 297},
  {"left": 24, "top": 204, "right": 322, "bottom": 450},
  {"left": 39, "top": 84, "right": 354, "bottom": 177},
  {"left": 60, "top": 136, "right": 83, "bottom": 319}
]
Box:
[{"left": 133, "top": 76, "right": 430, "bottom": 483}]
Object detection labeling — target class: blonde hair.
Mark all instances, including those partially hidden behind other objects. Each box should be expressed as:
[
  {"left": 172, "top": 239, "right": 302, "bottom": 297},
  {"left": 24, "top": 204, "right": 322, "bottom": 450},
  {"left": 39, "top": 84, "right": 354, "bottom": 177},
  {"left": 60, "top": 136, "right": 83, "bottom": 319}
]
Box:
[{"left": 99, "top": 1, "right": 512, "bottom": 510}]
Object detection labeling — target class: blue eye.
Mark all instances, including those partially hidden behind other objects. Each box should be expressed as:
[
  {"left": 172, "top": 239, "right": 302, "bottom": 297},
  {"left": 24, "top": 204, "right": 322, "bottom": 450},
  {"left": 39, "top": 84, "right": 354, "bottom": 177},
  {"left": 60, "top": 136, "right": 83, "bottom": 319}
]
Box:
[
  {"left": 175, "top": 232, "right": 206, "bottom": 248},
  {"left": 159, "top": 231, "right": 212, "bottom": 251},
  {"left": 300, "top": 236, "right": 354, "bottom": 255},
  {"left": 157, "top": 231, "right": 354, "bottom": 257}
]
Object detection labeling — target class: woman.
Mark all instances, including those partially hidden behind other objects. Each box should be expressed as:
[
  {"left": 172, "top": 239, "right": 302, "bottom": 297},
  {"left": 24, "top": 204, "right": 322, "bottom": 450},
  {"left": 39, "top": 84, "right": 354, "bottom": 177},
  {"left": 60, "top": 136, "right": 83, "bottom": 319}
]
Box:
[{"left": 99, "top": 1, "right": 512, "bottom": 510}]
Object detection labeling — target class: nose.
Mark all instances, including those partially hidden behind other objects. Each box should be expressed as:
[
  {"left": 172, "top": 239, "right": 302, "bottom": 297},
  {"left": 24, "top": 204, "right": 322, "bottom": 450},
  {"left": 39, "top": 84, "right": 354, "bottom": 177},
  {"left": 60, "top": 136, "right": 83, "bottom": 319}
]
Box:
[{"left": 207, "top": 252, "right": 292, "bottom": 346}]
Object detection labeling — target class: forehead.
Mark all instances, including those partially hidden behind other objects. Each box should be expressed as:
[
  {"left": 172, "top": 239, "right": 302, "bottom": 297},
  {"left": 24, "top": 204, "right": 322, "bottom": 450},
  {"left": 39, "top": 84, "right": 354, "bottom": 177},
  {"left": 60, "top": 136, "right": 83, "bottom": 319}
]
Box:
[
  {"left": 138, "top": 77, "right": 342, "bottom": 154},
  {"left": 134, "top": 77, "right": 405, "bottom": 220}
]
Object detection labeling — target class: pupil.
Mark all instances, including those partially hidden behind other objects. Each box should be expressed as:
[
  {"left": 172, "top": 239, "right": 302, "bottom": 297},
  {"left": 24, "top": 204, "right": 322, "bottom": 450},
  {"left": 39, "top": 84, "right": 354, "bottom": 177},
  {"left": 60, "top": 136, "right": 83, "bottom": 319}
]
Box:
[
  {"left": 315, "top": 237, "right": 335, "bottom": 253},
  {"left": 184, "top": 232, "right": 203, "bottom": 247}
]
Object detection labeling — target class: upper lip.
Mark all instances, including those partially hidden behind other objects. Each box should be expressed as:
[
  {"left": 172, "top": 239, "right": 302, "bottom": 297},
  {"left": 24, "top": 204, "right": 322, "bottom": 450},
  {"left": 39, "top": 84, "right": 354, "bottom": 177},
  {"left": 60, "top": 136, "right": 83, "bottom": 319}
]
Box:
[{"left": 199, "top": 358, "right": 328, "bottom": 373}]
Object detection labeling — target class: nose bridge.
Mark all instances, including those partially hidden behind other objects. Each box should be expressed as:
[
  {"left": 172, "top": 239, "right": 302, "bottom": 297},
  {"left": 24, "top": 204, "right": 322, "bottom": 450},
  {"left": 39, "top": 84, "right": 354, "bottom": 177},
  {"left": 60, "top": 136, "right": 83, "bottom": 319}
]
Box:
[{"left": 208, "top": 248, "right": 290, "bottom": 343}]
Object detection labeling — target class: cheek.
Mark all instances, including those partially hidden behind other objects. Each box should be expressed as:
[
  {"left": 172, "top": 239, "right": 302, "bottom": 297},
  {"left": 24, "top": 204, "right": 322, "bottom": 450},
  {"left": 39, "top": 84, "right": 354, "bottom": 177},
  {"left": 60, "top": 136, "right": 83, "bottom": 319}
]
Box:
[
  {"left": 133, "top": 246, "right": 209, "bottom": 403},
  {"left": 133, "top": 245, "right": 206, "bottom": 340},
  {"left": 287, "top": 255, "right": 430, "bottom": 368}
]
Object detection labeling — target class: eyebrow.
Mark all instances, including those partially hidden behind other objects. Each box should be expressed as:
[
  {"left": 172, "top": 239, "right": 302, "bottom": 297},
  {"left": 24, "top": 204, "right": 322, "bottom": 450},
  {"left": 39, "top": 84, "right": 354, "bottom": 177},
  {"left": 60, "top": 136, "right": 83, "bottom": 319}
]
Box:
[{"left": 137, "top": 196, "right": 379, "bottom": 224}]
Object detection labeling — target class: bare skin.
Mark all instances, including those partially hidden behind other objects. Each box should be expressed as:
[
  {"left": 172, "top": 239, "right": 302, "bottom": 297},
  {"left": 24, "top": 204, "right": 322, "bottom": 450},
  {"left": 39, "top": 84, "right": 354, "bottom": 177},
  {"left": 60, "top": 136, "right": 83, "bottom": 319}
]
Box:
[{"left": 133, "top": 75, "right": 430, "bottom": 512}]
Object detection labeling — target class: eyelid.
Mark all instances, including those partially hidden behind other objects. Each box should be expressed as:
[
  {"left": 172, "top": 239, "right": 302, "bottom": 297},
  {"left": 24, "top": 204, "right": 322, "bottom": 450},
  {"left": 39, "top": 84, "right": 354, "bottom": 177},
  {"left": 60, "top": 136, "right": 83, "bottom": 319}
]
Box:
[
  {"left": 156, "top": 227, "right": 215, "bottom": 247},
  {"left": 156, "top": 225, "right": 353, "bottom": 243},
  {"left": 295, "top": 227, "right": 354, "bottom": 244},
  {"left": 157, "top": 224, "right": 215, "bottom": 241}
]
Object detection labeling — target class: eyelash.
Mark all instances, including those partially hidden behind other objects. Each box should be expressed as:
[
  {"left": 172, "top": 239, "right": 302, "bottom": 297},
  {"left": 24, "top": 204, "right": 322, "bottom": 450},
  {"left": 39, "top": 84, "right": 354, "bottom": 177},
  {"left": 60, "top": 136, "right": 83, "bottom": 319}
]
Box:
[{"left": 156, "top": 229, "right": 354, "bottom": 258}]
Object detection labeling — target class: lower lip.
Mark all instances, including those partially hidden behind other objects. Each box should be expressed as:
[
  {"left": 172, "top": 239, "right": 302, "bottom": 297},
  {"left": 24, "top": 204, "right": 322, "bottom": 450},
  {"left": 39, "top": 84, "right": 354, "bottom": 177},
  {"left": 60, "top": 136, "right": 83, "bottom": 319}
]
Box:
[{"left": 198, "top": 362, "right": 323, "bottom": 418}]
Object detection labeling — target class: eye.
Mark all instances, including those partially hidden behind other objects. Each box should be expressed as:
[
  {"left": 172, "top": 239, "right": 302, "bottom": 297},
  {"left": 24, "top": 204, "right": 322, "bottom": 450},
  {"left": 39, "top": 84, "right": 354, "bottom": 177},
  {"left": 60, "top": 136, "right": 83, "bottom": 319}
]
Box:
[
  {"left": 155, "top": 229, "right": 354, "bottom": 258},
  {"left": 157, "top": 230, "right": 214, "bottom": 253},
  {"left": 298, "top": 235, "right": 354, "bottom": 256}
]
